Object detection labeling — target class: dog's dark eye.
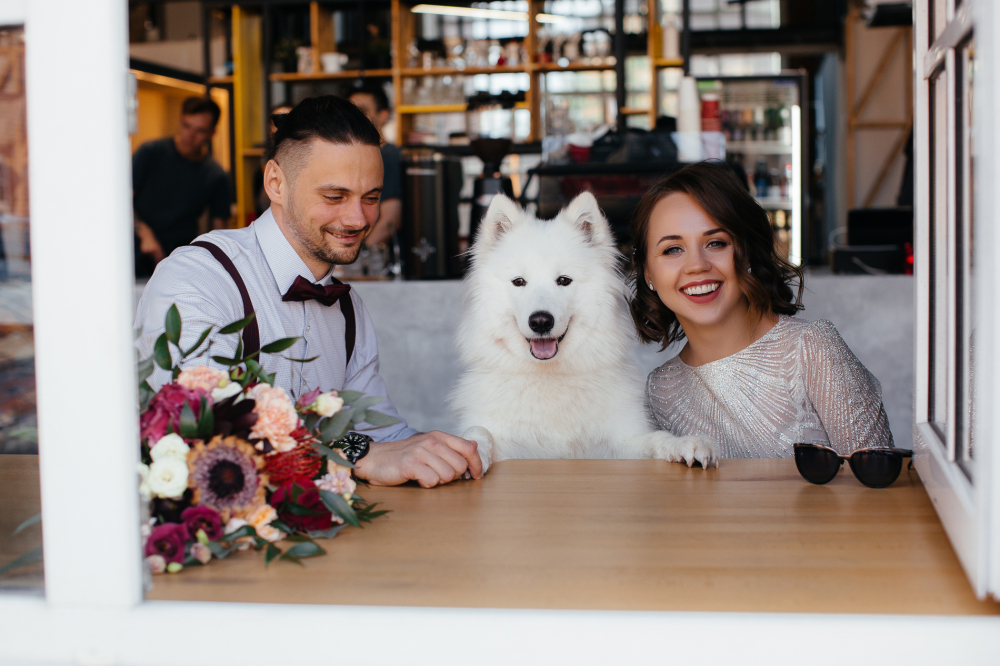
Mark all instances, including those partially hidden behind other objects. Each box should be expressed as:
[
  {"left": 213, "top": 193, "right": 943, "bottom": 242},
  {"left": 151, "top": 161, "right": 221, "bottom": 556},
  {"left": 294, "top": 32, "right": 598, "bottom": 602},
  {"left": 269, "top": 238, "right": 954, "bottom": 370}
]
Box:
[
  {"left": 512, "top": 277, "right": 526, "bottom": 287},
  {"left": 556, "top": 276, "right": 573, "bottom": 286}
]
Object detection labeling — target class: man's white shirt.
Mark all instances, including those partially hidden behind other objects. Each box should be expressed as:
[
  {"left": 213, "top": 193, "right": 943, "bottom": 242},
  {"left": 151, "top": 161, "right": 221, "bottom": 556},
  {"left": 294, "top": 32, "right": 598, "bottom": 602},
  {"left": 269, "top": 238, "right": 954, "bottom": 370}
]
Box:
[{"left": 135, "top": 208, "right": 417, "bottom": 442}]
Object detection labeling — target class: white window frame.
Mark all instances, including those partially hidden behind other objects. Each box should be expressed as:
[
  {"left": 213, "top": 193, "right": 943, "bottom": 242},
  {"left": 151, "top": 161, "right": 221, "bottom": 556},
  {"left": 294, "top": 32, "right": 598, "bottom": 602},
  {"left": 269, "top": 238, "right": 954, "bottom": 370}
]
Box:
[
  {"left": 913, "top": 0, "right": 1000, "bottom": 600},
  {"left": 0, "top": 1, "right": 997, "bottom": 663}
]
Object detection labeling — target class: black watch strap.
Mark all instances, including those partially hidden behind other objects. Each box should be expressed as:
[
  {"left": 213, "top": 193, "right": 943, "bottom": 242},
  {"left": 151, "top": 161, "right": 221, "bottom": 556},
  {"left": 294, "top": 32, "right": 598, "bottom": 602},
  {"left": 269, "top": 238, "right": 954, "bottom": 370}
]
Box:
[{"left": 338, "top": 432, "right": 372, "bottom": 465}]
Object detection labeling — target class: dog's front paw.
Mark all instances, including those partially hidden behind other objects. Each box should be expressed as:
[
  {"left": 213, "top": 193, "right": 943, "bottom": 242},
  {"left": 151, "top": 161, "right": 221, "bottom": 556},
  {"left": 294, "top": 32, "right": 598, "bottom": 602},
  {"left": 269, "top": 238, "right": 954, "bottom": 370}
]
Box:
[
  {"left": 652, "top": 433, "right": 719, "bottom": 469},
  {"left": 462, "top": 426, "right": 494, "bottom": 475}
]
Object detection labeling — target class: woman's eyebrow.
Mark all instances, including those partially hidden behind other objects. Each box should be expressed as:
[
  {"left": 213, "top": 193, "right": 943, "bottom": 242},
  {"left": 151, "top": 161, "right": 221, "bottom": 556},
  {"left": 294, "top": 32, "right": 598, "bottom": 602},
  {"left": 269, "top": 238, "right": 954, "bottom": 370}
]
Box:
[
  {"left": 703, "top": 228, "right": 726, "bottom": 236},
  {"left": 655, "top": 228, "right": 726, "bottom": 244},
  {"left": 656, "top": 234, "right": 682, "bottom": 243}
]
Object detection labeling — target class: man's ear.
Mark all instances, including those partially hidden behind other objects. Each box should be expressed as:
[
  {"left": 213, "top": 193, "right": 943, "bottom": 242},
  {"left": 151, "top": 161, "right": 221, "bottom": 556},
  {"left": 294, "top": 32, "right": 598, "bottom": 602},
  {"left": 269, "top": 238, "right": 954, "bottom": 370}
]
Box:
[
  {"left": 262, "top": 159, "right": 286, "bottom": 207},
  {"left": 561, "top": 191, "right": 613, "bottom": 248},
  {"left": 472, "top": 194, "right": 522, "bottom": 252}
]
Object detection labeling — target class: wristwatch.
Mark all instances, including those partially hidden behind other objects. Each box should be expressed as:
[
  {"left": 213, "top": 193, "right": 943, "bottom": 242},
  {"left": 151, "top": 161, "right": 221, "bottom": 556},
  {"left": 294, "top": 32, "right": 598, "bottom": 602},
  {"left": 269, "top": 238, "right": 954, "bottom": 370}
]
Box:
[{"left": 337, "top": 432, "right": 372, "bottom": 465}]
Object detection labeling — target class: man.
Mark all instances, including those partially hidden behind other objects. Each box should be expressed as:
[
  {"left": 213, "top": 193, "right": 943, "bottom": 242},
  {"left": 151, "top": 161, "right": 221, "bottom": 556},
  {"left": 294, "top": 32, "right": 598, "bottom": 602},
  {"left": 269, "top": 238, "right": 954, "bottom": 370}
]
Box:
[
  {"left": 133, "top": 96, "right": 231, "bottom": 276},
  {"left": 135, "top": 96, "right": 481, "bottom": 488},
  {"left": 348, "top": 82, "right": 401, "bottom": 248}
]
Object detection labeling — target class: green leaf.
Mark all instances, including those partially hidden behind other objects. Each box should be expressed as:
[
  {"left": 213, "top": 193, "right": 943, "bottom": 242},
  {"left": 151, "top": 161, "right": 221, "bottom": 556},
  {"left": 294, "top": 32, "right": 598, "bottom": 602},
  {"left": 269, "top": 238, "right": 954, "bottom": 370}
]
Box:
[
  {"left": 137, "top": 356, "right": 155, "bottom": 385},
  {"left": 278, "top": 554, "right": 304, "bottom": 566},
  {"left": 260, "top": 337, "right": 299, "bottom": 354},
  {"left": 179, "top": 401, "right": 199, "bottom": 439},
  {"left": 285, "top": 541, "right": 326, "bottom": 558},
  {"left": 337, "top": 390, "right": 364, "bottom": 404},
  {"left": 270, "top": 519, "right": 294, "bottom": 535},
  {"left": 183, "top": 325, "right": 214, "bottom": 357},
  {"left": 164, "top": 304, "right": 182, "bottom": 345},
  {"left": 284, "top": 355, "right": 320, "bottom": 364},
  {"left": 245, "top": 358, "right": 263, "bottom": 377},
  {"left": 153, "top": 333, "right": 172, "bottom": 371},
  {"left": 319, "top": 408, "right": 354, "bottom": 443},
  {"left": 12, "top": 513, "right": 40, "bottom": 535},
  {"left": 319, "top": 490, "right": 360, "bottom": 527},
  {"left": 219, "top": 313, "right": 255, "bottom": 335},
  {"left": 307, "top": 525, "right": 346, "bottom": 540},
  {"left": 285, "top": 502, "right": 327, "bottom": 517},
  {"left": 0, "top": 546, "right": 42, "bottom": 576},
  {"left": 361, "top": 410, "right": 400, "bottom": 428},
  {"left": 346, "top": 396, "right": 385, "bottom": 414},
  {"left": 196, "top": 396, "right": 214, "bottom": 439},
  {"left": 311, "top": 442, "right": 356, "bottom": 469},
  {"left": 303, "top": 413, "right": 321, "bottom": 431},
  {"left": 264, "top": 543, "right": 282, "bottom": 566},
  {"left": 220, "top": 524, "right": 258, "bottom": 542},
  {"left": 211, "top": 355, "right": 245, "bottom": 367}
]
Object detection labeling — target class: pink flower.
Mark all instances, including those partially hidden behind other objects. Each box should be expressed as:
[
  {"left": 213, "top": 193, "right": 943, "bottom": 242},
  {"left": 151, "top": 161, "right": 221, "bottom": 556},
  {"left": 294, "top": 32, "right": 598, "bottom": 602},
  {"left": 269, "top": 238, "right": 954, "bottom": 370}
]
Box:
[
  {"left": 189, "top": 542, "right": 212, "bottom": 565},
  {"left": 247, "top": 385, "right": 300, "bottom": 453},
  {"left": 316, "top": 465, "right": 355, "bottom": 497},
  {"left": 177, "top": 366, "right": 229, "bottom": 394},
  {"left": 180, "top": 506, "right": 223, "bottom": 541},
  {"left": 140, "top": 383, "right": 201, "bottom": 443},
  {"left": 146, "top": 554, "right": 167, "bottom": 574},
  {"left": 143, "top": 523, "right": 189, "bottom": 564}
]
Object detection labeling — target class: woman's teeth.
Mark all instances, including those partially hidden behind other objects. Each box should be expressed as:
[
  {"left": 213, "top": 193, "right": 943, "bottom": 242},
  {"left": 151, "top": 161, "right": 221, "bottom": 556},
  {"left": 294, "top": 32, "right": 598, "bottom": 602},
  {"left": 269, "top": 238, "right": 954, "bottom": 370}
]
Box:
[{"left": 682, "top": 282, "right": 720, "bottom": 296}]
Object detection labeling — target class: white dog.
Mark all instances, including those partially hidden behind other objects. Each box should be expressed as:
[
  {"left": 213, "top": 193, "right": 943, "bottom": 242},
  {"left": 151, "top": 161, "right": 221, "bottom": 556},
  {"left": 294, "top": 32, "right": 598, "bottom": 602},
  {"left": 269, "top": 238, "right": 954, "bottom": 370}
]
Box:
[{"left": 450, "top": 192, "right": 719, "bottom": 472}]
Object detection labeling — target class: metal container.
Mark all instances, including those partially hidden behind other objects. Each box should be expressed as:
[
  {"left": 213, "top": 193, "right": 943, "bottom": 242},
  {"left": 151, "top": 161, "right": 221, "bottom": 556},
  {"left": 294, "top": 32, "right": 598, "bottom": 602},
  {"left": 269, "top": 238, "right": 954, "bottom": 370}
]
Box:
[{"left": 401, "top": 150, "right": 464, "bottom": 279}]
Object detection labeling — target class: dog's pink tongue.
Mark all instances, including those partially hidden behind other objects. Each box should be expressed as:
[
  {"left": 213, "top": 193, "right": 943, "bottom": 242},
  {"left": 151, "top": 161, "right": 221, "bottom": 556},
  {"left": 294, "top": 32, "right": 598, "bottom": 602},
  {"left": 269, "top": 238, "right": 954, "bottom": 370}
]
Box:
[{"left": 530, "top": 338, "right": 558, "bottom": 359}]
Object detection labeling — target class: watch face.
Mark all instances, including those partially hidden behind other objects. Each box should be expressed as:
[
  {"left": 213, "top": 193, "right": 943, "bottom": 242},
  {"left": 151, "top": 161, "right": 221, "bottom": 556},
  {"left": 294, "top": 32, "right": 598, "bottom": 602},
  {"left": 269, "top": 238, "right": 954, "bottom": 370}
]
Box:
[{"left": 339, "top": 432, "right": 371, "bottom": 463}]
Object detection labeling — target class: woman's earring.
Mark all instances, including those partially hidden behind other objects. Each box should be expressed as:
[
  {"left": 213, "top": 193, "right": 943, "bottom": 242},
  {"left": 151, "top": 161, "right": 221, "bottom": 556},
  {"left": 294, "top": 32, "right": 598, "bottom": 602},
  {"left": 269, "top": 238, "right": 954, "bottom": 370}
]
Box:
[
  {"left": 747, "top": 266, "right": 752, "bottom": 274},
  {"left": 648, "top": 282, "right": 654, "bottom": 290}
]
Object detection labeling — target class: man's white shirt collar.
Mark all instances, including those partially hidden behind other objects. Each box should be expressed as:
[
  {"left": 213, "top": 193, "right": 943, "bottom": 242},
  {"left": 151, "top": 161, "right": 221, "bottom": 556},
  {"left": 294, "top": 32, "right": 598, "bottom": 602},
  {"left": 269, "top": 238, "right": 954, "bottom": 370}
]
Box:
[{"left": 253, "top": 208, "right": 337, "bottom": 295}]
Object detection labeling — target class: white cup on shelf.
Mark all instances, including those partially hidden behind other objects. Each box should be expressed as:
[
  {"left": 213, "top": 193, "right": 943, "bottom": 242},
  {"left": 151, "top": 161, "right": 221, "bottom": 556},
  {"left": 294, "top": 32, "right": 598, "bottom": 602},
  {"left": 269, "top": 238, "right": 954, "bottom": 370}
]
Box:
[{"left": 321, "top": 52, "right": 349, "bottom": 74}]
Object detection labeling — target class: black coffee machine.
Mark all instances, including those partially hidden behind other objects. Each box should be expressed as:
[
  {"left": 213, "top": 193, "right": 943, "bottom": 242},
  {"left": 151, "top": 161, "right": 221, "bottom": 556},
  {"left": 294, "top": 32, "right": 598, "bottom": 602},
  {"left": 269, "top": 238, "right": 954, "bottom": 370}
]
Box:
[{"left": 467, "top": 91, "right": 520, "bottom": 245}]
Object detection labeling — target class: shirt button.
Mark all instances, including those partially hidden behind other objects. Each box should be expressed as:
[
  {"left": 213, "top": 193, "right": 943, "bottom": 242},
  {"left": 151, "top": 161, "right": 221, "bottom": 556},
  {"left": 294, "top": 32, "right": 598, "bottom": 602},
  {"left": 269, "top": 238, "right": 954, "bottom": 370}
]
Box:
[{"left": 306, "top": 325, "right": 311, "bottom": 332}]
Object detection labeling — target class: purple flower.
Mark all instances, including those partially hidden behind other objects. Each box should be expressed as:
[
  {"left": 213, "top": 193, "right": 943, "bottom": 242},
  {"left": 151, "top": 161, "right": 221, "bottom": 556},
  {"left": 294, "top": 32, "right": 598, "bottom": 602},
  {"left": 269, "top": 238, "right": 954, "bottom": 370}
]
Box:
[
  {"left": 188, "top": 436, "right": 265, "bottom": 512},
  {"left": 144, "top": 523, "right": 189, "bottom": 564},
  {"left": 180, "top": 506, "right": 223, "bottom": 541}
]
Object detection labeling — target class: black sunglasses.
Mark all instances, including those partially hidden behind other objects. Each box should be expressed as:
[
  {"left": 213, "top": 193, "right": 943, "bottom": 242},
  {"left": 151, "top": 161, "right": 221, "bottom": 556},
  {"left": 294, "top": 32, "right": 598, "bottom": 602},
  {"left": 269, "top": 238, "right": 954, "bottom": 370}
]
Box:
[{"left": 793, "top": 443, "right": 913, "bottom": 488}]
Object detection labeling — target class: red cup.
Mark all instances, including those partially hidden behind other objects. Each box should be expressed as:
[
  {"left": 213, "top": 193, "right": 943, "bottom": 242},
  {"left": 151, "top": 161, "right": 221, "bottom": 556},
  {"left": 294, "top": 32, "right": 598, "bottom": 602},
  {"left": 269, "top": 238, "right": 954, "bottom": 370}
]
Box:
[{"left": 568, "top": 144, "right": 591, "bottom": 163}]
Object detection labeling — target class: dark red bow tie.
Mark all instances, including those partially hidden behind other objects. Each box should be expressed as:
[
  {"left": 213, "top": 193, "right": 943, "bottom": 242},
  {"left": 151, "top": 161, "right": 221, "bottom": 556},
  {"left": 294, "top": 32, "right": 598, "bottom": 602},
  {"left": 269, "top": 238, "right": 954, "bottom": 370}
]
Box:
[{"left": 282, "top": 275, "right": 351, "bottom": 307}]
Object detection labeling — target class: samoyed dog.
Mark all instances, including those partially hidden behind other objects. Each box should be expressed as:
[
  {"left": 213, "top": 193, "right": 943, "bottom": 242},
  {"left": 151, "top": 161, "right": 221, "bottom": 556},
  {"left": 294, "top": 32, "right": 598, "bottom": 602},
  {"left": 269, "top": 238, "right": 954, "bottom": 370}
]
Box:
[{"left": 450, "top": 192, "right": 719, "bottom": 472}]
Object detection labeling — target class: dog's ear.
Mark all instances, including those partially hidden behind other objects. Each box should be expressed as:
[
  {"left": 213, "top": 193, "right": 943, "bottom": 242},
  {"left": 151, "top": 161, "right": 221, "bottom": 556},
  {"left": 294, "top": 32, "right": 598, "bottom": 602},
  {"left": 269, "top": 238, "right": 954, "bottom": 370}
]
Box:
[
  {"left": 473, "top": 194, "right": 522, "bottom": 250},
  {"left": 562, "top": 191, "right": 613, "bottom": 247}
]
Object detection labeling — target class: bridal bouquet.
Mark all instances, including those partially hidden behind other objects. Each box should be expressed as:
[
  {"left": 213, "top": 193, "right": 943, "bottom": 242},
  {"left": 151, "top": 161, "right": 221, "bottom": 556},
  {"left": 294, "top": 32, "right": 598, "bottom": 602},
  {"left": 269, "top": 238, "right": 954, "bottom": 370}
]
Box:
[{"left": 136, "top": 305, "right": 394, "bottom": 574}]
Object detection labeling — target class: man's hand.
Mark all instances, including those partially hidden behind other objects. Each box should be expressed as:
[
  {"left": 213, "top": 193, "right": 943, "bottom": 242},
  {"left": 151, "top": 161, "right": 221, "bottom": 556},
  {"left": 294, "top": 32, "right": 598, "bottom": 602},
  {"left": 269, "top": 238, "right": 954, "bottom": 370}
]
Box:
[
  {"left": 353, "top": 431, "right": 483, "bottom": 488},
  {"left": 135, "top": 220, "right": 165, "bottom": 263}
]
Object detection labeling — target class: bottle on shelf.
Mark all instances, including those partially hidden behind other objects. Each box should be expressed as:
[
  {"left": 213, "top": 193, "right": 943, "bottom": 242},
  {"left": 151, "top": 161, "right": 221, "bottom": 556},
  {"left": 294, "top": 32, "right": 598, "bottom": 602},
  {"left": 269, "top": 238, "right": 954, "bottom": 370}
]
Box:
[{"left": 753, "top": 158, "right": 770, "bottom": 198}]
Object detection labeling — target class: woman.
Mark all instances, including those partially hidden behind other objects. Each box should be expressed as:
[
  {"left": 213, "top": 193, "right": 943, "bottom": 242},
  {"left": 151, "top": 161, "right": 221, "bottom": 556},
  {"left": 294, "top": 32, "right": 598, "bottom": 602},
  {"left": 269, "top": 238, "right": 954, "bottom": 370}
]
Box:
[{"left": 629, "top": 162, "right": 892, "bottom": 458}]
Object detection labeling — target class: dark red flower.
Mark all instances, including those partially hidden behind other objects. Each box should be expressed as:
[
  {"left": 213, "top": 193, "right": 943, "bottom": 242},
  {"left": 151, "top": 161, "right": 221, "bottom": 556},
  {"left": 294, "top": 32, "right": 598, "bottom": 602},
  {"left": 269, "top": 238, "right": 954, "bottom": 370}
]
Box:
[
  {"left": 140, "top": 383, "right": 203, "bottom": 443},
  {"left": 144, "top": 523, "right": 189, "bottom": 564},
  {"left": 271, "top": 479, "right": 333, "bottom": 532},
  {"left": 180, "top": 505, "right": 223, "bottom": 541}
]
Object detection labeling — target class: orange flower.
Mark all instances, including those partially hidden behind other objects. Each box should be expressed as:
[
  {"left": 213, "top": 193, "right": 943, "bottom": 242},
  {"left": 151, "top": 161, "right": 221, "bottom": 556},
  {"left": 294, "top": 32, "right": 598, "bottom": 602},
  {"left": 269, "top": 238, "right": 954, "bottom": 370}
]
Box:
[{"left": 247, "top": 385, "right": 300, "bottom": 453}]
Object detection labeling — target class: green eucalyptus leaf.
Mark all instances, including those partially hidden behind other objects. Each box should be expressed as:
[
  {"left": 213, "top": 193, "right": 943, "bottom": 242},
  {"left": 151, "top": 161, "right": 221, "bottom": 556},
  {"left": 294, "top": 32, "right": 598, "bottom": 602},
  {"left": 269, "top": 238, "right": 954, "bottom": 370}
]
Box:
[
  {"left": 220, "top": 524, "right": 258, "bottom": 542},
  {"left": 197, "top": 396, "right": 214, "bottom": 439},
  {"left": 219, "top": 313, "right": 255, "bottom": 335},
  {"left": 153, "top": 334, "right": 172, "bottom": 371},
  {"left": 164, "top": 304, "right": 182, "bottom": 345},
  {"left": 264, "top": 543, "right": 282, "bottom": 566},
  {"left": 12, "top": 513, "right": 40, "bottom": 535},
  {"left": 245, "top": 358, "right": 263, "bottom": 377},
  {"left": 303, "top": 413, "right": 321, "bottom": 431},
  {"left": 346, "top": 396, "right": 384, "bottom": 414},
  {"left": 0, "top": 546, "right": 42, "bottom": 575},
  {"left": 179, "top": 401, "right": 198, "bottom": 439},
  {"left": 285, "top": 541, "right": 326, "bottom": 558},
  {"left": 137, "top": 356, "right": 155, "bottom": 384},
  {"left": 278, "top": 553, "right": 304, "bottom": 566},
  {"left": 307, "top": 525, "right": 346, "bottom": 540},
  {"left": 270, "top": 519, "right": 294, "bottom": 535},
  {"left": 319, "top": 408, "right": 354, "bottom": 443},
  {"left": 260, "top": 337, "right": 299, "bottom": 354},
  {"left": 319, "top": 490, "right": 360, "bottom": 527},
  {"left": 183, "top": 326, "right": 214, "bottom": 357},
  {"left": 337, "top": 390, "right": 364, "bottom": 404},
  {"left": 285, "top": 503, "right": 327, "bottom": 517},
  {"left": 361, "top": 410, "right": 400, "bottom": 428},
  {"left": 284, "top": 355, "right": 320, "bottom": 364},
  {"left": 211, "top": 355, "right": 245, "bottom": 367}
]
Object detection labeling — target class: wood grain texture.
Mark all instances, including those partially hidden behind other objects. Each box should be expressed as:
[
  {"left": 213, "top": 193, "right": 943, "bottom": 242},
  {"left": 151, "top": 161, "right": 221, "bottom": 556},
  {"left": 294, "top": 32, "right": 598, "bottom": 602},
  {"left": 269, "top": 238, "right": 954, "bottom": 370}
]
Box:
[{"left": 140, "top": 458, "right": 998, "bottom": 615}]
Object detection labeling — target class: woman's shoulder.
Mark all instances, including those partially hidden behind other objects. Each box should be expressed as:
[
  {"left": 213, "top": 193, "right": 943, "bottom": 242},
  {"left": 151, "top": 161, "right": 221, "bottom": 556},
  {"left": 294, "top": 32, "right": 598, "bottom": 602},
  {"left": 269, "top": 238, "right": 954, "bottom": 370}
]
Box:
[
  {"left": 647, "top": 354, "right": 692, "bottom": 390},
  {"left": 777, "top": 316, "right": 844, "bottom": 346}
]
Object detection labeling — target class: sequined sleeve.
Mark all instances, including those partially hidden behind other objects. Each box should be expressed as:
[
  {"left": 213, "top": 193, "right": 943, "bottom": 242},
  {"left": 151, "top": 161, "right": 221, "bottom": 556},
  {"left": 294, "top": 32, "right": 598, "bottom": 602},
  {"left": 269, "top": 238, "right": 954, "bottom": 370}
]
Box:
[{"left": 800, "top": 320, "right": 894, "bottom": 453}]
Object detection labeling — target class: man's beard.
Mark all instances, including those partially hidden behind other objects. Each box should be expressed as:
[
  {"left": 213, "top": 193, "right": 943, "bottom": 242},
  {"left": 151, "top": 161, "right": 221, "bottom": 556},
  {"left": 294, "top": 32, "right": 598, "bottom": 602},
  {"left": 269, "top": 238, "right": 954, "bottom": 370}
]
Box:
[{"left": 284, "top": 191, "right": 368, "bottom": 266}]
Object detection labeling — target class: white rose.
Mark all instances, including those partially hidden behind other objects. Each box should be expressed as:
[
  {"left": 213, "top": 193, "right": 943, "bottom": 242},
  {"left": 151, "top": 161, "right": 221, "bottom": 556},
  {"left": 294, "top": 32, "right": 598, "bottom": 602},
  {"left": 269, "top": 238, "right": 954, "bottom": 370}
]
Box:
[
  {"left": 146, "top": 458, "right": 189, "bottom": 499},
  {"left": 137, "top": 462, "right": 152, "bottom": 501},
  {"left": 314, "top": 392, "right": 345, "bottom": 418},
  {"left": 149, "top": 433, "right": 190, "bottom": 462},
  {"left": 211, "top": 381, "right": 244, "bottom": 403}
]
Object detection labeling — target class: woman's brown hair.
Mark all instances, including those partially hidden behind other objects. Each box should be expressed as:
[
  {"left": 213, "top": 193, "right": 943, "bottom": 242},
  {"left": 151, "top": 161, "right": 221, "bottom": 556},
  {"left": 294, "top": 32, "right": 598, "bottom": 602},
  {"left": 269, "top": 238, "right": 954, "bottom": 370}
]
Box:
[{"left": 628, "top": 161, "right": 803, "bottom": 350}]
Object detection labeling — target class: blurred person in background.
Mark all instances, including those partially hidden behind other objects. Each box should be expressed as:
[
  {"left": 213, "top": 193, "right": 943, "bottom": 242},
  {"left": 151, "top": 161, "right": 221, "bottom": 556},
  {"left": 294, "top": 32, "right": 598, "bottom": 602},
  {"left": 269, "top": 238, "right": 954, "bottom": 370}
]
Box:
[
  {"left": 349, "top": 82, "right": 401, "bottom": 248},
  {"left": 133, "top": 96, "right": 231, "bottom": 277}
]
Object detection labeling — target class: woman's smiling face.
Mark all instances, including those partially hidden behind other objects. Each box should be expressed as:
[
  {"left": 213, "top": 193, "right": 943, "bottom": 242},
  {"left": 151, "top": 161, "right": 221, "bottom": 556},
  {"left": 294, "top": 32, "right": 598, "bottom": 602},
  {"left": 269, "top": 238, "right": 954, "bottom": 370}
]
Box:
[{"left": 645, "top": 192, "right": 747, "bottom": 332}]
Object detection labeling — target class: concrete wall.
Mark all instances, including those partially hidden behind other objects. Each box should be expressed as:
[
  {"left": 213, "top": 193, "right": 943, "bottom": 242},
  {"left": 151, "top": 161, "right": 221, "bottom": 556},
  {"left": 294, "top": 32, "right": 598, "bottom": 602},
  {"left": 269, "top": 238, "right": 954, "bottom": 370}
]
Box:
[{"left": 353, "top": 273, "right": 915, "bottom": 450}]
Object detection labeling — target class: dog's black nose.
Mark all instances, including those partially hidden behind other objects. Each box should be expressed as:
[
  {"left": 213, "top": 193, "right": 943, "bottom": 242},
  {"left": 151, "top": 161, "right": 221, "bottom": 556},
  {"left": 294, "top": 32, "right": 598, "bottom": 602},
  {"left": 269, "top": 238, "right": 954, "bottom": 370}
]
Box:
[{"left": 528, "top": 311, "right": 555, "bottom": 334}]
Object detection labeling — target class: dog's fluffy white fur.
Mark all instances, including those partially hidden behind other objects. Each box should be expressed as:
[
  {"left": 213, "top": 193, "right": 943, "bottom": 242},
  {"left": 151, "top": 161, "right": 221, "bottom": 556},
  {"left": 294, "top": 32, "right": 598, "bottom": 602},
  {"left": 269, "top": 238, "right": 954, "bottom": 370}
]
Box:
[{"left": 450, "top": 192, "right": 718, "bottom": 472}]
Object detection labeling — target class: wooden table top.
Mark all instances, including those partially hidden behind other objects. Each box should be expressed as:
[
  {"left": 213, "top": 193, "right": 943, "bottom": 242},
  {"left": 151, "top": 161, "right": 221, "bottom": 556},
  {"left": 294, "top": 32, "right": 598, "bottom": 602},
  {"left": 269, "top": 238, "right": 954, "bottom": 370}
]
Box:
[{"left": 4, "top": 455, "right": 998, "bottom": 614}]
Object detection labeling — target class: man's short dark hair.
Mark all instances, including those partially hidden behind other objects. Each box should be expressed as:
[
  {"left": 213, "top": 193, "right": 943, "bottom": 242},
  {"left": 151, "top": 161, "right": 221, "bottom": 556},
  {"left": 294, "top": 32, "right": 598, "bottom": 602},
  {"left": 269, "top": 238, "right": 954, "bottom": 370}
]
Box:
[
  {"left": 349, "top": 81, "right": 390, "bottom": 114},
  {"left": 181, "top": 96, "right": 221, "bottom": 127},
  {"left": 266, "top": 95, "right": 381, "bottom": 164}
]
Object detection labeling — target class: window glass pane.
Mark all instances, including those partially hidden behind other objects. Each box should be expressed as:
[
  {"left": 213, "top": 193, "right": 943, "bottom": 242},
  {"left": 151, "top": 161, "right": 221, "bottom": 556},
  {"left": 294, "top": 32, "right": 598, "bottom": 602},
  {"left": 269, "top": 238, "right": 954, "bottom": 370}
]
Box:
[
  {"left": 958, "top": 34, "right": 976, "bottom": 468},
  {"left": 929, "top": 68, "right": 949, "bottom": 442},
  {"left": 0, "top": 25, "right": 42, "bottom": 595}
]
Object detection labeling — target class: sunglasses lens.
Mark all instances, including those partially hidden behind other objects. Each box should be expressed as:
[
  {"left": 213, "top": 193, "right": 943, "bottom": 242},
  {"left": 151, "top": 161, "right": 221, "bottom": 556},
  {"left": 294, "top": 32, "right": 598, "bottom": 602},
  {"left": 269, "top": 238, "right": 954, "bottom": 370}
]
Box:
[
  {"left": 794, "top": 445, "right": 841, "bottom": 484},
  {"left": 849, "top": 450, "right": 903, "bottom": 488}
]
